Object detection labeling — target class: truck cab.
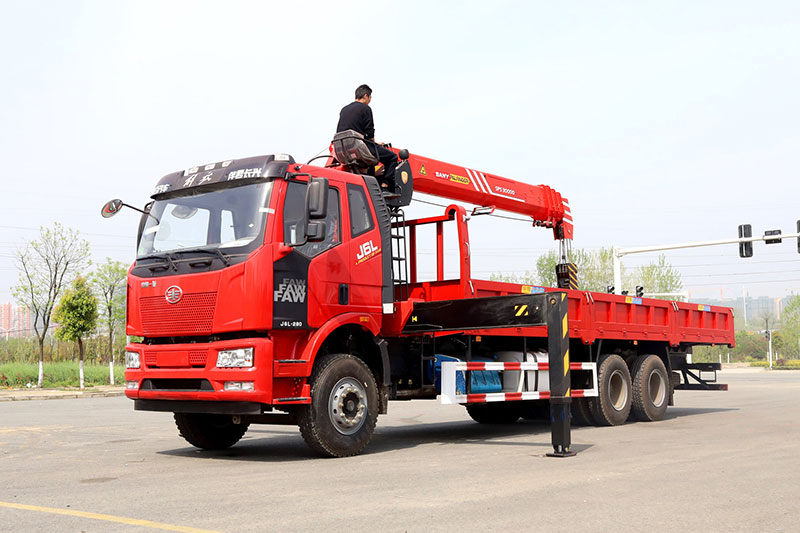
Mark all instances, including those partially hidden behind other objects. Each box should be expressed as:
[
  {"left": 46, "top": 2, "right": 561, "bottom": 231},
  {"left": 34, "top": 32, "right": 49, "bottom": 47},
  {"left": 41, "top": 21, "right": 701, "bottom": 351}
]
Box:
[{"left": 123, "top": 155, "right": 394, "bottom": 442}]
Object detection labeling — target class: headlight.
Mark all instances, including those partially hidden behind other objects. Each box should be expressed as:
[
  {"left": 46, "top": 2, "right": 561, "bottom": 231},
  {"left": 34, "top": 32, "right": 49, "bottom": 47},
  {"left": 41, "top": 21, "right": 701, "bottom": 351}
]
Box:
[
  {"left": 125, "top": 351, "right": 140, "bottom": 369},
  {"left": 216, "top": 348, "right": 254, "bottom": 368}
]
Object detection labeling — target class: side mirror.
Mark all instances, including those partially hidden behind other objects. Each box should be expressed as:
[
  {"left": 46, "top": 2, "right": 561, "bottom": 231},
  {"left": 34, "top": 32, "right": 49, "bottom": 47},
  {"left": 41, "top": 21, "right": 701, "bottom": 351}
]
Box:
[
  {"left": 306, "top": 221, "right": 327, "bottom": 242},
  {"left": 306, "top": 177, "right": 328, "bottom": 219},
  {"left": 101, "top": 199, "right": 124, "bottom": 218}
]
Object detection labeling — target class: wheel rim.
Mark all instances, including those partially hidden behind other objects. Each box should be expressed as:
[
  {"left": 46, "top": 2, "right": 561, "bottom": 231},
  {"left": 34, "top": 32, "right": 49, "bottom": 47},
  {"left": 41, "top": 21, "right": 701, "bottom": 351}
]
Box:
[
  {"left": 648, "top": 370, "right": 666, "bottom": 408},
  {"left": 608, "top": 369, "right": 628, "bottom": 411},
  {"left": 328, "top": 377, "right": 368, "bottom": 435}
]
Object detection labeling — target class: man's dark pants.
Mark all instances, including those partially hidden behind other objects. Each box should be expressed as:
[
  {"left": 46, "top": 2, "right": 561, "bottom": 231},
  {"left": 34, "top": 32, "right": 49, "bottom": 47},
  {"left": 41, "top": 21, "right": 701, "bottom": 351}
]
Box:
[{"left": 371, "top": 144, "right": 398, "bottom": 188}]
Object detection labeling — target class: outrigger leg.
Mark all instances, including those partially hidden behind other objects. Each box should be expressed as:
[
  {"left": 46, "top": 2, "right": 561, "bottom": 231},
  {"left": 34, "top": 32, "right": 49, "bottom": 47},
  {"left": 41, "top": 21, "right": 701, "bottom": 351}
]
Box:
[{"left": 546, "top": 293, "right": 577, "bottom": 457}]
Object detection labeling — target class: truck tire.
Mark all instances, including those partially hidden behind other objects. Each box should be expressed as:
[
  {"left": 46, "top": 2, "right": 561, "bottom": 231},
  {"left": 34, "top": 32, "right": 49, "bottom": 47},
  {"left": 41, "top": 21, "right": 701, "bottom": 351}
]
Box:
[
  {"left": 630, "top": 354, "right": 669, "bottom": 421},
  {"left": 571, "top": 397, "right": 595, "bottom": 426},
  {"left": 587, "top": 354, "right": 632, "bottom": 426},
  {"left": 297, "top": 354, "right": 379, "bottom": 457},
  {"left": 173, "top": 413, "right": 249, "bottom": 450},
  {"left": 466, "top": 403, "right": 522, "bottom": 424}
]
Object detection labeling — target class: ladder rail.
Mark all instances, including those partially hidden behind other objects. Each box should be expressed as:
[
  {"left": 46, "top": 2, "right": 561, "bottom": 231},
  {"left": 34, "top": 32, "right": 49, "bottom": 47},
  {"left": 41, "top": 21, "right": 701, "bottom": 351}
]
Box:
[{"left": 389, "top": 208, "right": 410, "bottom": 301}]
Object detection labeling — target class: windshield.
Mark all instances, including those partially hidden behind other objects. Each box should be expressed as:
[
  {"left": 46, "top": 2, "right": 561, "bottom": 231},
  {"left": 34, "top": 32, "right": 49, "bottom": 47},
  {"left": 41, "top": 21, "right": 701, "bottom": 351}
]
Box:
[{"left": 137, "top": 181, "right": 273, "bottom": 258}]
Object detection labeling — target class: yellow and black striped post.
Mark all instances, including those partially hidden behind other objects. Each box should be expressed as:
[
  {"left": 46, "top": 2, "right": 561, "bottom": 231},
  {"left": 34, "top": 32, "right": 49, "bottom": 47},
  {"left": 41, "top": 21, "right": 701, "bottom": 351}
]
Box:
[{"left": 546, "top": 292, "right": 576, "bottom": 457}]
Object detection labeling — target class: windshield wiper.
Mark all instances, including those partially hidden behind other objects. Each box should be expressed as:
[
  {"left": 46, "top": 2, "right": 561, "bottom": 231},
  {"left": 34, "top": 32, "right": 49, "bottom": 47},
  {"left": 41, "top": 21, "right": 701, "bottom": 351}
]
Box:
[
  {"left": 173, "top": 248, "right": 231, "bottom": 267},
  {"left": 138, "top": 252, "right": 178, "bottom": 271}
]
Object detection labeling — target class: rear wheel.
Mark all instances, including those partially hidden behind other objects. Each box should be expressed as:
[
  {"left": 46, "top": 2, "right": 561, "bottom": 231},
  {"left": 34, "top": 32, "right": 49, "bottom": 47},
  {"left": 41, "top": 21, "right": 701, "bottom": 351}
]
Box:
[
  {"left": 630, "top": 354, "right": 669, "bottom": 421},
  {"left": 297, "top": 354, "right": 379, "bottom": 457},
  {"left": 174, "top": 413, "right": 249, "bottom": 450},
  {"left": 466, "top": 402, "right": 522, "bottom": 424},
  {"left": 587, "top": 354, "right": 632, "bottom": 426}
]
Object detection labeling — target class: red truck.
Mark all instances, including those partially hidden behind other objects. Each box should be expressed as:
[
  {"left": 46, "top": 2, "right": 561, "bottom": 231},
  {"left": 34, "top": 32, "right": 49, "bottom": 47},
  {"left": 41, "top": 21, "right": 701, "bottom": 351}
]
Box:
[{"left": 103, "top": 138, "right": 733, "bottom": 457}]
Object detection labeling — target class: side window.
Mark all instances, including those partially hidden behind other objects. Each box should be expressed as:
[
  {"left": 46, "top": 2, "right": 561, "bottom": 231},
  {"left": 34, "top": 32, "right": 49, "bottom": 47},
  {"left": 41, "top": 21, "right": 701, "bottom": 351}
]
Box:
[
  {"left": 347, "top": 184, "right": 374, "bottom": 238},
  {"left": 283, "top": 181, "right": 341, "bottom": 257}
]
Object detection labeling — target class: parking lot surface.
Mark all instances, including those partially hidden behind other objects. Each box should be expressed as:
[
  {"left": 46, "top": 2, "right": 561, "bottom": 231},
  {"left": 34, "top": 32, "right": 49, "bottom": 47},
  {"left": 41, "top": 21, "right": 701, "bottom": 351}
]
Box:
[{"left": 1, "top": 368, "right": 798, "bottom": 532}]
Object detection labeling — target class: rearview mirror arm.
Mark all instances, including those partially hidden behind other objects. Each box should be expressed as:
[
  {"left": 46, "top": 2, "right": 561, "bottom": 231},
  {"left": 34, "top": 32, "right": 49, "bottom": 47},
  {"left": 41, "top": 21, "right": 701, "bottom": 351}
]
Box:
[{"left": 122, "top": 202, "right": 160, "bottom": 224}]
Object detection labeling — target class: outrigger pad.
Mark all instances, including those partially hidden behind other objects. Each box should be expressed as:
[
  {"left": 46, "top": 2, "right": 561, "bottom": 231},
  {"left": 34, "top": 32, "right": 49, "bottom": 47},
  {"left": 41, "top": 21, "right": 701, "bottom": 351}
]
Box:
[{"left": 331, "top": 130, "right": 379, "bottom": 168}]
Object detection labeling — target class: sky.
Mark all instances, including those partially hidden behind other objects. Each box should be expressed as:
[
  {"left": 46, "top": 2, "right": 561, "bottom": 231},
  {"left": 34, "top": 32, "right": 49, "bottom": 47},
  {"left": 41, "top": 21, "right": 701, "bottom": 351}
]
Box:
[{"left": 1, "top": 0, "right": 799, "bottom": 307}]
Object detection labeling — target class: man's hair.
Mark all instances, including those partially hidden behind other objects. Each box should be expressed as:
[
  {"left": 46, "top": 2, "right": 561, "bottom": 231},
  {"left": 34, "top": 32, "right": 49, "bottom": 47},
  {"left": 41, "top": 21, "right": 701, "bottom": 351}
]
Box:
[{"left": 355, "top": 84, "right": 372, "bottom": 100}]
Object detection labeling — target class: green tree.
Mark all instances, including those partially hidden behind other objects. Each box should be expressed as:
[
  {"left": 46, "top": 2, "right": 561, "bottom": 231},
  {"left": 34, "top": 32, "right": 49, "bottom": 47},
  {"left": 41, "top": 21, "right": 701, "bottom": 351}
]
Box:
[
  {"left": 54, "top": 276, "right": 98, "bottom": 389},
  {"left": 91, "top": 259, "right": 128, "bottom": 365},
  {"left": 780, "top": 295, "right": 800, "bottom": 358},
  {"left": 492, "top": 247, "right": 680, "bottom": 297},
  {"left": 493, "top": 248, "right": 617, "bottom": 291},
  {"left": 12, "top": 223, "right": 91, "bottom": 387},
  {"left": 629, "top": 254, "right": 683, "bottom": 298}
]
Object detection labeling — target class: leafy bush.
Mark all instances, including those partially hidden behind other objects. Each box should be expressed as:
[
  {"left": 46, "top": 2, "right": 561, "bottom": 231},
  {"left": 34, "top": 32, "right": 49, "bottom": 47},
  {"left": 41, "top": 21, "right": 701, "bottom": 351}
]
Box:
[
  {"left": 748, "top": 359, "right": 800, "bottom": 370},
  {"left": 0, "top": 362, "right": 124, "bottom": 388}
]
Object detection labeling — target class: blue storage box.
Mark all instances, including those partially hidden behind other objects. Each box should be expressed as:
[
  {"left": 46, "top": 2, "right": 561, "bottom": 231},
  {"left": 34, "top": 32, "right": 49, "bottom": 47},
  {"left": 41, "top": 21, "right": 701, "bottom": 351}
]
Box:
[{"left": 430, "top": 354, "right": 502, "bottom": 394}]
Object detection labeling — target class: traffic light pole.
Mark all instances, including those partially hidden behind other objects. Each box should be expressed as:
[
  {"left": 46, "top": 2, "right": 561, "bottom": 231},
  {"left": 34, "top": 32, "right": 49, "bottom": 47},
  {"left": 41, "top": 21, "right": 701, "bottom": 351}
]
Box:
[{"left": 613, "top": 231, "right": 800, "bottom": 295}]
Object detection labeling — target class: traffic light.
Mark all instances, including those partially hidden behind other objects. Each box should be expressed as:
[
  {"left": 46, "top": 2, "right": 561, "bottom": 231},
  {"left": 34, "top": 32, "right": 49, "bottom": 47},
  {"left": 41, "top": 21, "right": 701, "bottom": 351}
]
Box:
[
  {"left": 765, "top": 330, "right": 771, "bottom": 341},
  {"left": 635, "top": 286, "right": 644, "bottom": 298},
  {"left": 764, "top": 229, "right": 782, "bottom": 244},
  {"left": 738, "top": 224, "right": 753, "bottom": 258}
]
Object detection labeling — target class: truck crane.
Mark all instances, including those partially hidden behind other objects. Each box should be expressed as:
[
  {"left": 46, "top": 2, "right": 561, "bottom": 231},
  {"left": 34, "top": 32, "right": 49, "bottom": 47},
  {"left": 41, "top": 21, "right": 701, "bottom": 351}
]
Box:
[{"left": 103, "top": 135, "right": 734, "bottom": 457}]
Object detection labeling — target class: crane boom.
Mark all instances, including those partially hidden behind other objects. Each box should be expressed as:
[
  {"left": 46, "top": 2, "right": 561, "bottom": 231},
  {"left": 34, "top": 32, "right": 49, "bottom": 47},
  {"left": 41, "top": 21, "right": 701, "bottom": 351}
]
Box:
[{"left": 395, "top": 151, "right": 573, "bottom": 240}]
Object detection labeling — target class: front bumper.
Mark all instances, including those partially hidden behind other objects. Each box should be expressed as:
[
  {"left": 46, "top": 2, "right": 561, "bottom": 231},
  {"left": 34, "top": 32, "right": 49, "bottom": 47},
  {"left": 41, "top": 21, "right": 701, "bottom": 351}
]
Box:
[{"left": 124, "top": 337, "right": 274, "bottom": 404}]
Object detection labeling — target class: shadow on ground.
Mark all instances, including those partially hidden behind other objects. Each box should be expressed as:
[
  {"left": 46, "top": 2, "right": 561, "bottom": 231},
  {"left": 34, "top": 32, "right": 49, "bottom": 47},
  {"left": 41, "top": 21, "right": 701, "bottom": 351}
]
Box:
[{"left": 155, "top": 407, "right": 732, "bottom": 463}]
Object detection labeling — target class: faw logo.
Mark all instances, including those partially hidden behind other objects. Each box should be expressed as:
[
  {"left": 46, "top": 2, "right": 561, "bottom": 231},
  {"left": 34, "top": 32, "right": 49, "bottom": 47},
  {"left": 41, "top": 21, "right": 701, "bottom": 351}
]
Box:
[
  {"left": 165, "top": 285, "right": 183, "bottom": 304},
  {"left": 274, "top": 278, "right": 306, "bottom": 303},
  {"left": 356, "top": 240, "right": 380, "bottom": 265}
]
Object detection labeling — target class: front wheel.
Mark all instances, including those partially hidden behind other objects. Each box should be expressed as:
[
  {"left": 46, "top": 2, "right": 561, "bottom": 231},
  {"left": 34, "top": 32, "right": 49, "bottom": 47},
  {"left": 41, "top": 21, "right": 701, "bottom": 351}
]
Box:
[
  {"left": 297, "top": 354, "right": 379, "bottom": 457},
  {"left": 174, "top": 413, "right": 249, "bottom": 450}
]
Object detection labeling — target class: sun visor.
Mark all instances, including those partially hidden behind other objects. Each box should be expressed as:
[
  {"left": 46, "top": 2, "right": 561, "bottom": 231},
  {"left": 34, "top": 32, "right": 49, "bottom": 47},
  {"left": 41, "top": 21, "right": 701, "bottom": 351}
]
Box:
[{"left": 151, "top": 154, "right": 295, "bottom": 199}]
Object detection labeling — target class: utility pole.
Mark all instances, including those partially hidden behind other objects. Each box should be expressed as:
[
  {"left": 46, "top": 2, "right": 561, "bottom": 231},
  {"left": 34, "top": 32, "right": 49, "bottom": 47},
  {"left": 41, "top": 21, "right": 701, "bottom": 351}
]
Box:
[
  {"left": 769, "top": 330, "right": 772, "bottom": 368},
  {"left": 743, "top": 287, "right": 748, "bottom": 326},
  {"left": 765, "top": 317, "right": 773, "bottom": 369}
]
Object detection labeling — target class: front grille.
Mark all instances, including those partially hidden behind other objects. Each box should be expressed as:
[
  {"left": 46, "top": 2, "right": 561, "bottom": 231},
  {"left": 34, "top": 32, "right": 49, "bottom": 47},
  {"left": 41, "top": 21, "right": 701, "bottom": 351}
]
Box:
[
  {"left": 143, "top": 350, "right": 209, "bottom": 368},
  {"left": 189, "top": 350, "right": 208, "bottom": 367},
  {"left": 140, "top": 292, "right": 217, "bottom": 336}
]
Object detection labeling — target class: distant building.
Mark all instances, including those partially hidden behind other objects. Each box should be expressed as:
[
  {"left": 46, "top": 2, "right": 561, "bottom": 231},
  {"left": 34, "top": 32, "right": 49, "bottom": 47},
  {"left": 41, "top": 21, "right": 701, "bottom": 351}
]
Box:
[
  {"left": 0, "top": 302, "right": 33, "bottom": 338},
  {"left": 692, "top": 295, "right": 784, "bottom": 325}
]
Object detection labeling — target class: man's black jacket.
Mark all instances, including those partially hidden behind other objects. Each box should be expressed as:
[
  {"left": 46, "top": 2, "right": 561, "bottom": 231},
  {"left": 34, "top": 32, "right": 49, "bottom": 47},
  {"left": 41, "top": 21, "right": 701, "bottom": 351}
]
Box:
[{"left": 336, "top": 101, "right": 374, "bottom": 139}]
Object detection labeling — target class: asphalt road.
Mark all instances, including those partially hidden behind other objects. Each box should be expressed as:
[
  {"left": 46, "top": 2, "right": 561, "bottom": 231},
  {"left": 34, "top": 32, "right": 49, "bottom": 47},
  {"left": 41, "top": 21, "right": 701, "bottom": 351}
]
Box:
[{"left": 1, "top": 368, "right": 798, "bottom": 532}]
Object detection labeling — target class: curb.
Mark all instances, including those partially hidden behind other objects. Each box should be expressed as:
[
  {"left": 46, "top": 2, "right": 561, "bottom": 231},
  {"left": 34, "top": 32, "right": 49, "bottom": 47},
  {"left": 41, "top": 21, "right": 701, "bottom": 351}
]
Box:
[{"left": 0, "top": 389, "right": 125, "bottom": 402}]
